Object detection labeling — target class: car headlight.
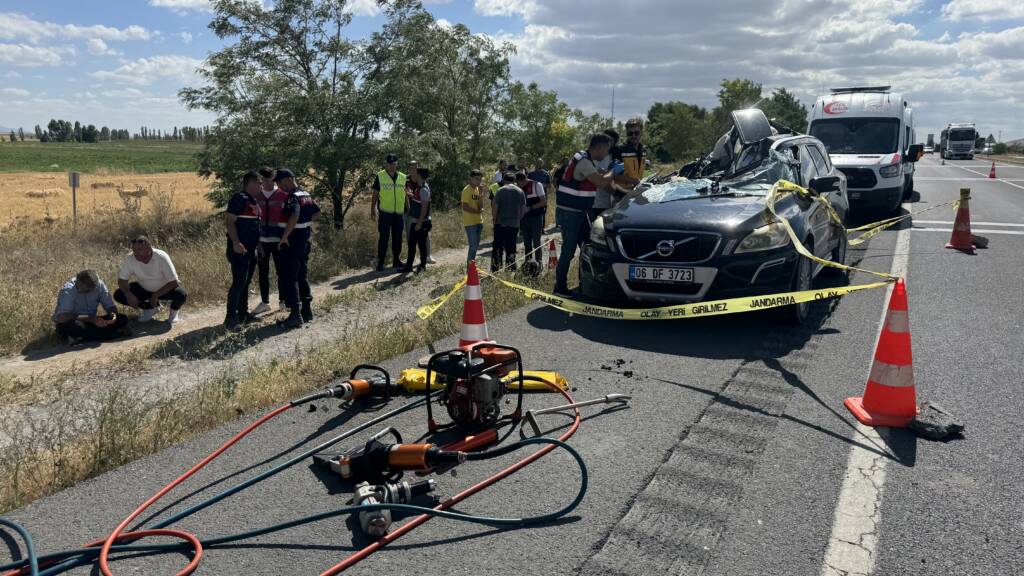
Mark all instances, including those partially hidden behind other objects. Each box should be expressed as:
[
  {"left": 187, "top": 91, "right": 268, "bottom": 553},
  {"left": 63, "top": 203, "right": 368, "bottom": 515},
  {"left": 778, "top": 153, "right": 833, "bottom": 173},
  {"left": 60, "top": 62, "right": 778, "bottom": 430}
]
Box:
[
  {"left": 734, "top": 222, "right": 791, "bottom": 253},
  {"left": 589, "top": 215, "right": 607, "bottom": 244},
  {"left": 879, "top": 162, "right": 901, "bottom": 178}
]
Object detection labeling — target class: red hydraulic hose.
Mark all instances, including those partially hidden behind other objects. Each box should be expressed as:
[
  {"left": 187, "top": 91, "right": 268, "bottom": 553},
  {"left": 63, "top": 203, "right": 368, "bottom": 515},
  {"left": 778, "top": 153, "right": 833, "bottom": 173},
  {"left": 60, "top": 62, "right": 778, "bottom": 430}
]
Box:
[
  {"left": 319, "top": 384, "right": 580, "bottom": 576},
  {"left": 94, "top": 403, "right": 294, "bottom": 576}
]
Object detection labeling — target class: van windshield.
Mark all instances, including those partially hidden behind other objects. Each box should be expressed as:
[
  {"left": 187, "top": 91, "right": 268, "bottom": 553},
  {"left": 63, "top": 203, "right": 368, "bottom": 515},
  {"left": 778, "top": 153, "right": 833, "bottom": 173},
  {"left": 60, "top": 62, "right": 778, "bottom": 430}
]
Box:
[{"left": 809, "top": 118, "right": 900, "bottom": 154}]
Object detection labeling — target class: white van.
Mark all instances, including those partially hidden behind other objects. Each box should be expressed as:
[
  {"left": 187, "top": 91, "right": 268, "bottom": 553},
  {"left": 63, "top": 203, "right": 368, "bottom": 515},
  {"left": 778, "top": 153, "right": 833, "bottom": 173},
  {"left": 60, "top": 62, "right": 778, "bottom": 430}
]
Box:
[{"left": 808, "top": 86, "right": 923, "bottom": 214}]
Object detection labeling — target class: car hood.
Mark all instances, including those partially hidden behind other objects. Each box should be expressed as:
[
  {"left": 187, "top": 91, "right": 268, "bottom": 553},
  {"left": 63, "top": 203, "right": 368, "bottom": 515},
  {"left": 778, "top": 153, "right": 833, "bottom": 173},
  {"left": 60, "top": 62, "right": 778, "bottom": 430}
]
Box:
[{"left": 603, "top": 185, "right": 796, "bottom": 235}]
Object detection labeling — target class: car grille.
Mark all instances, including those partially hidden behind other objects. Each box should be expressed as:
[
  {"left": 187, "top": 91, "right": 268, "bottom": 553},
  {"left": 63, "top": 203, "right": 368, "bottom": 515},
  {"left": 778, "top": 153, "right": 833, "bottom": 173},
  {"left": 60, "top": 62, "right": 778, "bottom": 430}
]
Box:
[
  {"left": 837, "top": 168, "right": 877, "bottom": 189},
  {"left": 616, "top": 231, "right": 719, "bottom": 263},
  {"left": 624, "top": 280, "right": 703, "bottom": 296}
]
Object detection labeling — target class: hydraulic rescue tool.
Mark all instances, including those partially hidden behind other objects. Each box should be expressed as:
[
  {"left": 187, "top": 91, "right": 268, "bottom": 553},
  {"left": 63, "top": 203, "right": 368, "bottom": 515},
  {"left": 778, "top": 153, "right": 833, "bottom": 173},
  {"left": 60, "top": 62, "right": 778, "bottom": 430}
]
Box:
[
  {"left": 323, "top": 364, "right": 398, "bottom": 402},
  {"left": 520, "top": 394, "right": 632, "bottom": 437},
  {"left": 354, "top": 479, "right": 437, "bottom": 536},
  {"left": 424, "top": 342, "right": 526, "bottom": 432},
  {"left": 313, "top": 427, "right": 466, "bottom": 484}
]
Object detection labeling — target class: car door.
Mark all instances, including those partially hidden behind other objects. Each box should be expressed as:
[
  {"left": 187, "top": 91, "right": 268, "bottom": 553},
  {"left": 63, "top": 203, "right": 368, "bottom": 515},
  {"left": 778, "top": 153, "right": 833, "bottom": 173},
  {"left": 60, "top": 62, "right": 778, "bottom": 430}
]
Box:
[
  {"left": 807, "top": 143, "right": 847, "bottom": 223},
  {"left": 796, "top": 143, "right": 831, "bottom": 259}
]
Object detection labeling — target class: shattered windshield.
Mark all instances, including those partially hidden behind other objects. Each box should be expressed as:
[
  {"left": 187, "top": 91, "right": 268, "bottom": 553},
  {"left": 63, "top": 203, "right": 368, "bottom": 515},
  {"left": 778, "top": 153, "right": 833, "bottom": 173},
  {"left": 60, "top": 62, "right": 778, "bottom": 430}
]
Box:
[{"left": 641, "top": 149, "right": 796, "bottom": 202}]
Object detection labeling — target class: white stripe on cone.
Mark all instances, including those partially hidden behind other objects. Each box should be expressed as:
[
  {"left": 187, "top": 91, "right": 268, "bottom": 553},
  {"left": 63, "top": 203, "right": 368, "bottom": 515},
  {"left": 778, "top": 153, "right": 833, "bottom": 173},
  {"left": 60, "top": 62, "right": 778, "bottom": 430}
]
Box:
[
  {"left": 885, "top": 310, "right": 910, "bottom": 333},
  {"left": 460, "top": 322, "right": 488, "bottom": 341},
  {"left": 867, "top": 360, "right": 914, "bottom": 388},
  {"left": 465, "top": 284, "right": 482, "bottom": 300}
]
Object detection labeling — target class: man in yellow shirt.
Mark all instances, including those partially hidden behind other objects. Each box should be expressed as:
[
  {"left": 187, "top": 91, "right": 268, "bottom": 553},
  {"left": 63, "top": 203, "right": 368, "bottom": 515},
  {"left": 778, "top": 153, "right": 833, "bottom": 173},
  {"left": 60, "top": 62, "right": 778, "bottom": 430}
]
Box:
[{"left": 461, "top": 170, "right": 486, "bottom": 262}]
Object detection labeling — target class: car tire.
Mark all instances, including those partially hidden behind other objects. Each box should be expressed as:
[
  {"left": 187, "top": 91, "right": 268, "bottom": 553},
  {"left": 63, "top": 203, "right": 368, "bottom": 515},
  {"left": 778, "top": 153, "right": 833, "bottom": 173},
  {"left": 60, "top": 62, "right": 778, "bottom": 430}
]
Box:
[
  {"left": 901, "top": 175, "right": 914, "bottom": 200},
  {"left": 828, "top": 230, "right": 848, "bottom": 276},
  {"left": 783, "top": 247, "right": 813, "bottom": 325}
]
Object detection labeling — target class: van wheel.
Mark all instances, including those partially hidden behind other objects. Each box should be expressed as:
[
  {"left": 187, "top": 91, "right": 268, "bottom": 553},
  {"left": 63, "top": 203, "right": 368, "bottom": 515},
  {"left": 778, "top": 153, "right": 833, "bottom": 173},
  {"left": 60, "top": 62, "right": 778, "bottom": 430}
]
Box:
[
  {"left": 783, "top": 251, "right": 813, "bottom": 324},
  {"left": 901, "top": 175, "right": 913, "bottom": 200}
]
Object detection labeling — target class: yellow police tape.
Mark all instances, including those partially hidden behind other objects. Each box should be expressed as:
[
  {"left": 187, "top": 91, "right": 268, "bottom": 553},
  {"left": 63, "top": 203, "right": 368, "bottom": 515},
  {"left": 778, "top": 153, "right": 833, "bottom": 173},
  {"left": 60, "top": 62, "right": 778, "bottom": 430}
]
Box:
[
  {"left": 398, "top": 368, "right": 569, "bottom": 392},
  {"left": 416, "top": 277, "right": 466, "bottom": 320}
]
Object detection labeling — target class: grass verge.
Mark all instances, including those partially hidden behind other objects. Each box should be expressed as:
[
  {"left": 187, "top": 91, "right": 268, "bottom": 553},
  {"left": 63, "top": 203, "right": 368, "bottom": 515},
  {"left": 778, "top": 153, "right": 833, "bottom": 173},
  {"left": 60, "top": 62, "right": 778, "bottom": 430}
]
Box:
[{"left": 0, "top": 269, "right": 539, "bottom": 514}]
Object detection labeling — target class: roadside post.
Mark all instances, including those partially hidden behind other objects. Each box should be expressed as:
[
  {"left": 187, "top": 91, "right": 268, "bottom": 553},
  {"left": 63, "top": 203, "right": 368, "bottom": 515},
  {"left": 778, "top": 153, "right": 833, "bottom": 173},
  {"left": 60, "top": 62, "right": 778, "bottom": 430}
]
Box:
[{"left": 68, "top": 170, "right": 80, "bottom": 229}]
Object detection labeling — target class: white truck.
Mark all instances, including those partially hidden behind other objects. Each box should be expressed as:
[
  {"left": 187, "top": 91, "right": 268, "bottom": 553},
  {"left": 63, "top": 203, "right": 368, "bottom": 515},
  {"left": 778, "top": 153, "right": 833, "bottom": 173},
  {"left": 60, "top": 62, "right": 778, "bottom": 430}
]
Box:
[
  {"left": 940, "top": 123, "right": 977, "bottom": 160},
  {"left": 808, "top": 86, "right": 922, "bottom": 214}
]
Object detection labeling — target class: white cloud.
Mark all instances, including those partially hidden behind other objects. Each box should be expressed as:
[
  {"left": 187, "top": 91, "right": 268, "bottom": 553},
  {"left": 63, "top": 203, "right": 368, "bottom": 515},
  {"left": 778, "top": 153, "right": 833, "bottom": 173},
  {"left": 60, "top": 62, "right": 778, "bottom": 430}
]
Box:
[
  {"left": 4, "top": 70, "right": 22, "bottom": 78},
  {"left": 486, "top": 0, "right": 1024, "bottom": 139},
  {"left": 149, "top": 0, "right": 212, "bottom": 13},
  {"left": 1, "top": 88, "right": 30, "bottom": 97},
  {"left": 178, "top": 31, "right": 194, "bottom": 45},
  {"left": 0, "top": 43, "right": 70, "bottom": 67},
  {"left": 86, "top": 38, "right": 120, "bottom": 56},
  {"left": 0, "top": 12, "right": 152, "bottom": 43},
  {"left": 942, "top": 0, "right": 1024, "bottom": 21},
  {"left": 347, "top": 0, "right": 381, "bottom": 17},
  {"left": 92, "top": 55, "right": 203, "bottom": 86}
]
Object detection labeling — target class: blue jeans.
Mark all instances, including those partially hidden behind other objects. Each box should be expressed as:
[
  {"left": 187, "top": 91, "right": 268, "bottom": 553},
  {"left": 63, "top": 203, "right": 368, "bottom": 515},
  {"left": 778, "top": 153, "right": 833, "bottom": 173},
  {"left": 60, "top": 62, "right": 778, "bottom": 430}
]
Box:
[
  {"left": 555, "top": 208, "right": 589, "bottom": 290},
  {"left": 465, "top": 223, "right": 483, "bottom": 262}
]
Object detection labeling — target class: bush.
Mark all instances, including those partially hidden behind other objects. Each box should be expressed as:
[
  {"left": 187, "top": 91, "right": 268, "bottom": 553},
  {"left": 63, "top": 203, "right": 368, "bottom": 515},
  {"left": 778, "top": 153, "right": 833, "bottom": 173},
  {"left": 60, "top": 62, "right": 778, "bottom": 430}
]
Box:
[{"left": 993, "top": 143, "right": 1007, "bottom": 155}]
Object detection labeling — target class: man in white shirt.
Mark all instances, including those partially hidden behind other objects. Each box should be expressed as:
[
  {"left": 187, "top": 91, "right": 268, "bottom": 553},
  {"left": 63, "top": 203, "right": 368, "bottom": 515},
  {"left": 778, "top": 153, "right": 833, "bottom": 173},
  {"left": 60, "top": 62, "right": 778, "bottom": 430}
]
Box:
[
  {"left": 113, "top": 236, "right": 188, "bottom": 323},
  {"left": 493, "top": 159, "right": 508, "bottom": 185}
]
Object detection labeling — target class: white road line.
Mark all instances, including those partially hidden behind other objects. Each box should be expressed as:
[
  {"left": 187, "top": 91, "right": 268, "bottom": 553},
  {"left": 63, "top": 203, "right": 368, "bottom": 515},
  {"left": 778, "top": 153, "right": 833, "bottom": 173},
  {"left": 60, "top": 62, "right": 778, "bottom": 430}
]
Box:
[
  {"left": 951, "top": 164, "right": 1024, "bottom": 191},
  {"left": 915, "top": 220, "right": 1024, "bottom": 227},
  {"left": 913, "top": 227, "right": 1024, "bottom": 236},
  {"left": 821, "top": 201, "right": 911, "bottom": 576}
]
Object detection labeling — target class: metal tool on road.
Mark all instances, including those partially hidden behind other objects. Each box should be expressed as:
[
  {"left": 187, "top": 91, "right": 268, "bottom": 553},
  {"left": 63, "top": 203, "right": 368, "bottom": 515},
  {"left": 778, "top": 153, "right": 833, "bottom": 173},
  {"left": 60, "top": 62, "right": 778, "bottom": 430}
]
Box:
[
  {"left": 354, "top": 479, "right": 437, "bottom": 536},
  {"left": 313, "top": 427, "right": 466, "bottom": 484},
  {"left": 323, "top": 364, "right": 399, "bottom": 402},
  {"left": 521, "top": 394, "right": 631, "bottom": 437}
]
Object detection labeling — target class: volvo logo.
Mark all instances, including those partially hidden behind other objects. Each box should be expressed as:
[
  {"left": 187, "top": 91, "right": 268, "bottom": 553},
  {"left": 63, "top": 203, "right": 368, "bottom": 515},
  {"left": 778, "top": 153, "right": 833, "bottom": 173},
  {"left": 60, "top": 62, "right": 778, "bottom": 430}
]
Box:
[{"left": 656, "top": 240, "right": 676, "bottom": 257}]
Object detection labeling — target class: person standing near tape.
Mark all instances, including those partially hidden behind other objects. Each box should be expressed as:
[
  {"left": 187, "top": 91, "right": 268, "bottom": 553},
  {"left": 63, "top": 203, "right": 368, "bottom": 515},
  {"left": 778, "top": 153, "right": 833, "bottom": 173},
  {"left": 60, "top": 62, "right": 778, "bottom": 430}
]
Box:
[
  {"left": 370, "top": 153, "right": 406, "bottom": 272},
  {"left": 555, "top": 133, "right": 624, "bottom": 297},
  {"left": 252, "top": 167, "right": 288, "bottom": 314},
  {"left": 224, "top": 171, "right": 262, "bottom": 330},
  {"left": 276, "top": 169, "right": 321, "bottom": 329},
  {"left": 516, "top": 171, "right": 547, "bottom": 264}
]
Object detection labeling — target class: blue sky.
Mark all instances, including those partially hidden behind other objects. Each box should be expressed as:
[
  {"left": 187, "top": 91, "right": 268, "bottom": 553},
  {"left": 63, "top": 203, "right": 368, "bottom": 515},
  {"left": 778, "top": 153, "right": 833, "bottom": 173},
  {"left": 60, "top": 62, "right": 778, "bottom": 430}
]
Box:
[{"left": 1, "top": 0, "right": 1022, "bottom": 141}]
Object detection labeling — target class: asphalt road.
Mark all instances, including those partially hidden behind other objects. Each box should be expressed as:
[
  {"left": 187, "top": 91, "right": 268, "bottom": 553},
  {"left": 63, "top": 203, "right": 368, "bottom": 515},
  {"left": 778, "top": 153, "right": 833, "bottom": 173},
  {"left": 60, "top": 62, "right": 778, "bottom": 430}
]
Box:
[{"left": 3, "top": 155, "right": 1022, "bottom": 575}]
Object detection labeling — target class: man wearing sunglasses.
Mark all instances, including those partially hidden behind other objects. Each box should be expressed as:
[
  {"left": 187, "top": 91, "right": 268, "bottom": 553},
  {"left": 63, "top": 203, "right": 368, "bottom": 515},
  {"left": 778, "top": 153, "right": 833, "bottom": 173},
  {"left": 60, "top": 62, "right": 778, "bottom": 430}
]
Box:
[{"left": 618, "top": 117, "right": 646, "bottom": 188}]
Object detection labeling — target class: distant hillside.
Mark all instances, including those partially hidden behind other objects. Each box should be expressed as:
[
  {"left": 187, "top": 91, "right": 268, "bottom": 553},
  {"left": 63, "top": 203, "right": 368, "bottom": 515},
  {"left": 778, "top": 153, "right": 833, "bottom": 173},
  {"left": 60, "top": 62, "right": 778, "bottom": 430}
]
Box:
[{"left": 1006, "top": 138, "right": 1024, "bottom": 148}]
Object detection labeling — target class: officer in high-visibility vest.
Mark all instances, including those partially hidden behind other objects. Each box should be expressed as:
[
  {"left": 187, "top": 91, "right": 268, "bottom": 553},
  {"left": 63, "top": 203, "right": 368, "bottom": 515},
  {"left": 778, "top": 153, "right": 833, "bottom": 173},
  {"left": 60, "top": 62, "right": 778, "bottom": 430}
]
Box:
[
  {"left": 554, "top": 132, "right": 625, "bottom": 297},
  {"left": 276, "top": 169, "right": 321, "bottom": 329},
  {"left": 370, "top": 153, "right": 406, "bottom": 271}
]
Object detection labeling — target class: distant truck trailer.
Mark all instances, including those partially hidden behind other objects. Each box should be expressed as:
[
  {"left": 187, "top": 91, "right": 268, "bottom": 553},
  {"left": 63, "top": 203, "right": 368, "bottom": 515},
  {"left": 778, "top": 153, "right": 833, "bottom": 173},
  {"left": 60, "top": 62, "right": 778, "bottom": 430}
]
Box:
[{"left": 940, "top": 123, "right": 976, "bottom": 160}]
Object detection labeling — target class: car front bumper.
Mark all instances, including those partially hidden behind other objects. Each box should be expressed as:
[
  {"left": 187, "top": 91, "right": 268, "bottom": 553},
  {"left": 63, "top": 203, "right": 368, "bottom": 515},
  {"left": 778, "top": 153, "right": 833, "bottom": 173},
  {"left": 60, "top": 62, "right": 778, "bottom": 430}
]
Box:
[{"left": 580, "top": 242, "right": 800, "bottom": 305}]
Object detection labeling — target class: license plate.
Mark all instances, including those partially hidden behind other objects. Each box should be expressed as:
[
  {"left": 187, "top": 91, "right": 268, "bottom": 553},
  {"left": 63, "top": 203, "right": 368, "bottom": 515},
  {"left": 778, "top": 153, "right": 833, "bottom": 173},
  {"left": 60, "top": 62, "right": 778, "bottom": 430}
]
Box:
[{"left": 628, "top": 265, "right": 694, "bottom": 283}]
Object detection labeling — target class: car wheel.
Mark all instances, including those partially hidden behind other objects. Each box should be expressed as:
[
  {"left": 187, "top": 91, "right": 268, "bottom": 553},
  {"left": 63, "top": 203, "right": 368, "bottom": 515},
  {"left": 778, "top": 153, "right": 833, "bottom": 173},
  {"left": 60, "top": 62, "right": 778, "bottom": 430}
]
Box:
[
  {"left": 828, "top": 230, "right": 848, "bottom": 276},
  {"left": 784, "top": 249, "right": 813, "bottom": 324}
]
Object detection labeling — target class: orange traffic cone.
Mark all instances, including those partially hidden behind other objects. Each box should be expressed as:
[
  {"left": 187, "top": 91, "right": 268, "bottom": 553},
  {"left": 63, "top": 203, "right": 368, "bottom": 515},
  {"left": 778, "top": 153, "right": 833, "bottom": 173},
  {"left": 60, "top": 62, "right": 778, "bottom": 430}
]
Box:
[
  {"left": 945, "top": 188, "right": 976, "bottom": 252},
  {"left": 547, "top": 239, "right": 558, "bottom": 270},
  {"left": 458, "top": 261, "right": 490, "bottom": 348},
  {"left": 845, "top": 279, "right": 917, "bottom": 428},
  {"left": 988, "top": 162, "right": 996, "bottom": 179}
]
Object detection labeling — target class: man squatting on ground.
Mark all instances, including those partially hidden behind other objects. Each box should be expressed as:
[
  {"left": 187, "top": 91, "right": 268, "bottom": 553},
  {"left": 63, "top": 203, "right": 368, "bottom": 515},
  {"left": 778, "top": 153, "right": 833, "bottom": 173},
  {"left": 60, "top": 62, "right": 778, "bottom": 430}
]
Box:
[
  {"left": 251, "top": 166, "right": 289, "bottom": 314},
  {"left": 113, "top": 236, "right": 187, "bottom": 323},
  {"left": 52, "top": 269, "right": 130, "bottom": 345}
]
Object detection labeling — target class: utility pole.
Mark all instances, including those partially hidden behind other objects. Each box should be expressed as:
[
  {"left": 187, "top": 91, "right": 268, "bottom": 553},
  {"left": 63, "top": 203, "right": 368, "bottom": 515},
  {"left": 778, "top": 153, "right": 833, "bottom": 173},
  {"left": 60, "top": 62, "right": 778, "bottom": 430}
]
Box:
[{"left": 610, "top": 86, "right": 616, "bottom": 126}]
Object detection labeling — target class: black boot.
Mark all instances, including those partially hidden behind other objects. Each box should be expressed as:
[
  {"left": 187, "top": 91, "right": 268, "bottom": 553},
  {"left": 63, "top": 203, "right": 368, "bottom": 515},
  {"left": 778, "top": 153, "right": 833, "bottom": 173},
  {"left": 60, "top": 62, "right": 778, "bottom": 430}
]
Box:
[
  {"left": 281, "top": 307, "right": 303, "bottom": 329},
  {"left": 300, "top": 301, "right": 313, "bottom": 323}
]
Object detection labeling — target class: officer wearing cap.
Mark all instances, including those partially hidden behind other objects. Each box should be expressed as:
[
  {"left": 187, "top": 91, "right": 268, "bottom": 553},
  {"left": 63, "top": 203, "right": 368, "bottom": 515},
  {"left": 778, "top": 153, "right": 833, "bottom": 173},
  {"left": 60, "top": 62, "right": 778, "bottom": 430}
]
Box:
[
  {"left": 370, "top": 153, "right": 406, "bottom": 271},
  {"left": 276, "top": 168, "right": 321, "bottom": 329}
]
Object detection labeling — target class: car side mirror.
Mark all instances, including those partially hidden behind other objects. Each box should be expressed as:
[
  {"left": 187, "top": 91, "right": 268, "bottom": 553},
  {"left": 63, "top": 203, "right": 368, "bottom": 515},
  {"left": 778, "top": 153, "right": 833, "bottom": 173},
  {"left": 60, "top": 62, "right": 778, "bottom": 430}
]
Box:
[
  {"left": 906, "top": 144, "right": 924, "bottom": 162},
  {"left": 809, "top": 175, "right": 840, "bottom": 195}
]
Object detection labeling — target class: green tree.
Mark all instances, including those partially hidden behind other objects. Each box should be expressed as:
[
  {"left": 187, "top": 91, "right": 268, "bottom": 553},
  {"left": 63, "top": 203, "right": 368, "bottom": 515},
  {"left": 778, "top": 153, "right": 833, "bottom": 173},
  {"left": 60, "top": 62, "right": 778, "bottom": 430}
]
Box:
[
  {"left": 712, "top": 78, "right": 763, "bottom": 130},
  {"left": 182, "top": 0, "right": 422, "bottom": 227},
  {"left": 502, "top": 81, "right": 576, "bottom": 166},
  {"left": 7, "top": 132, "right": 14, "bottom": 143},
  {"left": 761, "top": 87, "right": 808, "bottom": 132},
  {"left": 646, "top": 101, "right": 713, "bottom": 162}
]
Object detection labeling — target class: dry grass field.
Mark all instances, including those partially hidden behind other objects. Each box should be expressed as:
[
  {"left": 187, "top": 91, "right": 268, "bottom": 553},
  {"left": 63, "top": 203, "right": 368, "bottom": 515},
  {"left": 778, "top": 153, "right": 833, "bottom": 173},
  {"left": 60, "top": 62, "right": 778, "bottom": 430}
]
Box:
[{"left": 0, "top": 171, "right": 215, "bottom": 226}]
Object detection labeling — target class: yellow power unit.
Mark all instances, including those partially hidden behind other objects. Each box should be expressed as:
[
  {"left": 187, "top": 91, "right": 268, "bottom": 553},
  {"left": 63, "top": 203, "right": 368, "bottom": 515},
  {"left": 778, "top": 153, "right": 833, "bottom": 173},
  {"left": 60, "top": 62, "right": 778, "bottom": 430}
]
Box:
[{"left": 398, "top": 368, "right": 568, "bottom": 392}]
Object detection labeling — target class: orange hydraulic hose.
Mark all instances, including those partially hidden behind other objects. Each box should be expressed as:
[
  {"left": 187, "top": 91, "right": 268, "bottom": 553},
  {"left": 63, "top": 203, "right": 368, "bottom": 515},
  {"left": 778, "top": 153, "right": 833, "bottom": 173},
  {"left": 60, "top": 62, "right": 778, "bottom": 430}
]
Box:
[
  {"left": 95, "top": 403, "right": 293, "bottom": 576},
  {"left": 319, "top": 382, "right": 580, "bottom": 576}
]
